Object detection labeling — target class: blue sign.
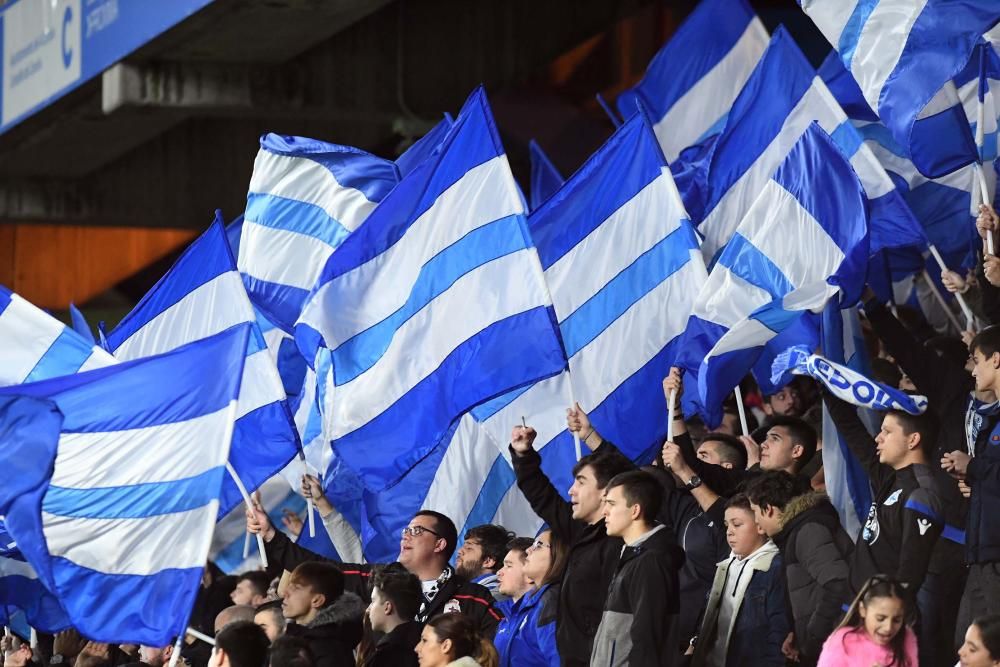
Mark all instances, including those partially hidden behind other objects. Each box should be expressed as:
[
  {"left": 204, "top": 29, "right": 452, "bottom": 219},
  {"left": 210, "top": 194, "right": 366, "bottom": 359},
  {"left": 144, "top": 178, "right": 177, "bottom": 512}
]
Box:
[{"left": 0, "top": 0, "right": 216, "bottom": 135}]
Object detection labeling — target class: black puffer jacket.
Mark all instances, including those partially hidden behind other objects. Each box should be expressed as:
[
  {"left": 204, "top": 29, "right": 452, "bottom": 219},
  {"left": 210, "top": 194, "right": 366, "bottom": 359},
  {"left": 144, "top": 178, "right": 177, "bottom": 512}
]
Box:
[
  {"left": 771, "top": 492, "right": 852, "bottom": 663},
  {"left": 285, "top": 592, "right": 366, "bottom": 667}
]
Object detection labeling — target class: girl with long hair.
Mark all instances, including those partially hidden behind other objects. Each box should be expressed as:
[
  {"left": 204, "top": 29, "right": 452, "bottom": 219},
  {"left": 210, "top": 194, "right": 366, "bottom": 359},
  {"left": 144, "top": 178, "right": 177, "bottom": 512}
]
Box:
[
  {"left": 414, "top": 612, "right": 499, "bottom": 667},
  {"left": 817, "top": 575, "right": 917, "bottom": 667}
]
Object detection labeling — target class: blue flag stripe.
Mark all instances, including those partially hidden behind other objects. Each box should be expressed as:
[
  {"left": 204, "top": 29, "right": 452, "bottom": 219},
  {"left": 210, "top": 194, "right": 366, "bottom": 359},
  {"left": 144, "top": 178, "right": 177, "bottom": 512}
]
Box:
[
  {"left": 717, "top": 233, "right": 795, "bottom": 300},
  {"left": 559, "top": 224, "right": 694, "bottom": 358},
  {"left": 24, "top": 329, "right": 95, "bottom": 383},
  {"left": 43, "top": 467, "right": 225, "bottom": 520},
  {"left": 245, "top": 193, "right": 353, "bottom": 248}
]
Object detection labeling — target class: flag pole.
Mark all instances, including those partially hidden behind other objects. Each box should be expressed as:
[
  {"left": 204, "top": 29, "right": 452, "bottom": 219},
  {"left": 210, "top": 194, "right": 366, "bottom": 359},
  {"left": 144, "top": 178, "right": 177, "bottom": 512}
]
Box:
[
  {"left": 922, "top": 269, "right": 967, "bottom": 335},
  {"left": 733, "top": 385, "right": 750, "bottom": 437},
  {"left": 666, "top": 389, "right": 678, "bottom": 442},
  {"left": 301, "top": 453, "right": 315, "bottom": 539},
  {"left": 226, "top": 462, "right": 268, "bottom": 569},
  {"left": 927, "top": 244, "right": 975, "bottom": 330},
  {"left": 186, "top": 628, "right": 216, "bottom": 646}
]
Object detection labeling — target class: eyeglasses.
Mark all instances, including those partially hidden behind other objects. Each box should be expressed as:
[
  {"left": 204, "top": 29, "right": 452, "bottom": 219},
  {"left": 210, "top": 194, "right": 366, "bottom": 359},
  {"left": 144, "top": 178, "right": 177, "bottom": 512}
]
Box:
[
  {"left": 402, "top": 525, "right": 442, "bottom": 539},
  {"left": 528, "top": 538, "right": 551, "bottom": 551}
]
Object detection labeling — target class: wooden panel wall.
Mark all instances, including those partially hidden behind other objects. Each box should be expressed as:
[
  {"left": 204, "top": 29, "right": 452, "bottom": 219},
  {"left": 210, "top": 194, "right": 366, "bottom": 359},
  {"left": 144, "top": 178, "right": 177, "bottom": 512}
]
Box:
[{"left": 0, "top": 224, "right": 196, "bottom": 309}]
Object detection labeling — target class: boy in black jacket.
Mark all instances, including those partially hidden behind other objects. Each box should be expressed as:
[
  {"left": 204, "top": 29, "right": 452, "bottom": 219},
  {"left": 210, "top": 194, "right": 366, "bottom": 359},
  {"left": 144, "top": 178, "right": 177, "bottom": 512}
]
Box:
[
  {"left": 510, "top": 411, "right": 633, "bottom": 667},
  {"left": 363, "top": 563, "right": 422, "bottom": 667},
  {"left": 745, "top": 472, "right": 851, "bottom": 667},
  {"left": 281, "top": 562, "right": 365, "bottom": 667},
  {"left": 590, "top": 470, "right": 684, "bottom": 667}
]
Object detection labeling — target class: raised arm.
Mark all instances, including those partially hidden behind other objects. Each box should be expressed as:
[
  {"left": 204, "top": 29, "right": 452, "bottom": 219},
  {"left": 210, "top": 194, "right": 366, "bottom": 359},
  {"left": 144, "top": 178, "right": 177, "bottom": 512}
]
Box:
[
  {"left": 820, "top": 392, "right": 889, "bottom": 489},
  {"left": 510, "top": 425, "right": 582, "bottom": 543}
]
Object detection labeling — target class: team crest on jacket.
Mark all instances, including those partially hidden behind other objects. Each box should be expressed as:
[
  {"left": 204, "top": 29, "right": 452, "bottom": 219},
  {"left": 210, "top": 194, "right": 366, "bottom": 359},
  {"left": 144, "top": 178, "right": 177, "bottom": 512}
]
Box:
[
  {"left": 443, "top": 598, "right": 462, "bottom": 614},
  {"left": 862, "top": 503, "right": 880, "bottom": 545},
  {"left": 883, "top": 489, "right": 902, "bottom": 506}
]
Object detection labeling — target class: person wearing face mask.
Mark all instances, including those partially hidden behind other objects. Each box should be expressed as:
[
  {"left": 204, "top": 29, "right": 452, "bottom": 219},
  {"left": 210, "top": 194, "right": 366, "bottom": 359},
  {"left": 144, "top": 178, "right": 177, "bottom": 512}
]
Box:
[
  {"left": 590, "top": 470, "right": 684, "bottom": 667},
  {"left": 817, "top": 576, "right": 917, "bottom": 667},
  {"left": 509, "top": 413, "right": 633, "bottom": 667},
  {"left": 493, "top": 533, "right": 564, "bottom": 667},
  {"left": 691, "top": 494, "right": 788, "bottom": 667}
]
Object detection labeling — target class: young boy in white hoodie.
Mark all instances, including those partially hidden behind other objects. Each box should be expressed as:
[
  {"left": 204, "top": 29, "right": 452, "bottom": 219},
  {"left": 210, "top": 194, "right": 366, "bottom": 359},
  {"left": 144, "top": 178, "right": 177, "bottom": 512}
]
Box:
[{"left": 690, "top": 493, "right": 790, "bottom": 667}]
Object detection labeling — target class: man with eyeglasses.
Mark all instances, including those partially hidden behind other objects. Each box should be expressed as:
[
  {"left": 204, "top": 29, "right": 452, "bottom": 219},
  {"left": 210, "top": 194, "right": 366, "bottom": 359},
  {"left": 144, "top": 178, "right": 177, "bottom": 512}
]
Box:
[{"left": 246, "top": 496, "right": 502, "bottom": 637}]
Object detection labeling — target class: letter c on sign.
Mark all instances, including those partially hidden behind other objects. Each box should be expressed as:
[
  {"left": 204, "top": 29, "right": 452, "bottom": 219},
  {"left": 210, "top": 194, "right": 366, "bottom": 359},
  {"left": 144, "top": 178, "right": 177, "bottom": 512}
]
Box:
[{"left": 61, "top": 5, "right": 73, "bottom": 68}]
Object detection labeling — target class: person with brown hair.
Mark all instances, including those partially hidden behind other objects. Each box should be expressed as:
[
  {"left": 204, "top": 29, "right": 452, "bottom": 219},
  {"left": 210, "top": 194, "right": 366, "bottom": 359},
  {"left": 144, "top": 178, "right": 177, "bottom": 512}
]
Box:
[
  {"left": 493, "top": 531, "right": 566, "bottom": 666},
  {"left": 414, "top": 613, "right": 499, "bottom": 667},
  {"left": 281, "top": 562, "right": 365, "bottom": 667}
]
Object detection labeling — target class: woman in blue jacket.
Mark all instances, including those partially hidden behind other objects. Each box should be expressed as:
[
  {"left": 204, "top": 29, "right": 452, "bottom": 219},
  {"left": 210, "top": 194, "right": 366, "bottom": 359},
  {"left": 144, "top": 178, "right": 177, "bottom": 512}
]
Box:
[{"left": 494, "top": 530, "right": 567, "bottom": 667}]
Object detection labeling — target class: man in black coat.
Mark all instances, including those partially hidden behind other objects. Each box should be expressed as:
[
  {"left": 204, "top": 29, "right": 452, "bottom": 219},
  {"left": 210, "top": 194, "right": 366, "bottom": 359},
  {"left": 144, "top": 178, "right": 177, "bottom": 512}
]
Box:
[
  {"left": 246, "top": 500, "right": 501, "bottom": 637},
  {"left": 590, "top": 470, "right": 684, "bottom": 667},
  {"left": 510, "top": 409, "right": 633, "bottom": 667},
  {"left": 280, "top": 563, "right": 364, "bottom": 667},
  {"left": 363, "top": 563, "right": 422, "bottom": 667}
]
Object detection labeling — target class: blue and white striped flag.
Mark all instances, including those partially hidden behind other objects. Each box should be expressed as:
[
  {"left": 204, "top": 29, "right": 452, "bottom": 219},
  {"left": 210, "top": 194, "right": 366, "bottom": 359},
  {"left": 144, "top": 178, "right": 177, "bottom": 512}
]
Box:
[
  {"left": 420, "top": 112, "right": 709, "bottom": 553},
  {"left": 0, "top": 326, "right": 249, "bottom": 644},
  {"left": 616, "top": 0, "right": 769, "bottom": 163},
  {"left": 819, "top": 305, "right": 875, "bottom": 538},
  {"left": 239, "top": 134, "right": 400, "bottom": 332},
  {"left": 678, "top": 27, "right": 925, "bottom": 263},
  {"left": 295, "top": 88, "right": 566, "bottom": 556},
  {"left": 528, "top": 139, "right": 564, "bottom": 211},
  {"left": 105, "top": 221, "right": 300, "bottom": 518},
  {"left": 0, "top": 287, "right": 116, "bottom": 386},
  {"left": 682, "top": 123, "right": 870, "bottom": 426},
  {"left": 798, "top": 0, "right": 998, "bottom": 178},
  {"left": 0, "top": 399, "right": 69, "bottom": 633},
  {"left": 820, "top": 51, "right": 978, "bottom": 280}
]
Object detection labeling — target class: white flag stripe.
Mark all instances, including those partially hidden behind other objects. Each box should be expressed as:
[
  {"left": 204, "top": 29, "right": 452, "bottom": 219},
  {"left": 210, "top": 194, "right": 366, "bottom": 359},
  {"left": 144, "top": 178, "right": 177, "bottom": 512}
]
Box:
[
  {"left": 0, "top": 295, "right": 67, "bottom": 381},
  {"left": 43, "top": 503, "right": 219, "bottom": 576},
  {"left": 248, "top": 151, "right": 379, "bottom": 232},
  {"left": 53, "top": 408, "right": 231, "bottom": 489},
  {"left": 113, "top": 273, "right": 249, "bottom": 361},
  {"left": 850, "top": 0, "right": 929, "bottom": 110},
  {"left": 239, "top": 223, "right": 336, "bottom": 291}
]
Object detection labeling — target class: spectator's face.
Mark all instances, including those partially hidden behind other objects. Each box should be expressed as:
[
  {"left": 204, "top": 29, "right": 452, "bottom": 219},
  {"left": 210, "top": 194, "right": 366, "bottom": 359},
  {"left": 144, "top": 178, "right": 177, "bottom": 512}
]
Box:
[
  {"left": 568, "top": 465, "right": 604, "bottom": 523},
  {"left": 497, "top": 549, "right": 531, "bottom": 597},
  {"left": 415, "top": 626, "right": 451, "bottom": 667},
  {"left": 760, "top": 426, "right": 800, "bottom": 472},
  {"left": 523, "top": 532, "right": 553, "bottom": 586},
  {"left": 860, "top": 595, "right": 905, "bottom": 646},
  {"left": 724, "top": 507, "right": 765, "bottom": 558},
  {"left": 398, "top": 516, "right": 445, "bottom": 569},
  {"left": 958, "top": 622, "right": 999, "bottom": 666},
  {"left": 765, "top": 388, "right": 801, "bottom": 417},
  {"left": 697, "top": 440, "right": 733, "bottom": 469},
  {"left": 367, "top": 586, "right": 391, "bottom": 634},
  {"left": 454, "top": 538, "right": 486, "bottom": 579},
  {"left": 254, "top": 609, "right": 283, "bottom": 642},
  {"left": 282, "top": 578, "right": 320, "bottom": 623},
  {"left": 875, "top": 415, "right": 913, "bottom": 468},
  {"left": 750, "top": 502, "right": 782, "bottom": 538},
  {"left": 139, "top": 646, "right": 169, "bottom": 667},
  {"left": 971, "top": 348, "right": 1000, "bottom": 393},
  {"left": 231, "top": 579, "right": 262, "bottom": 607},
  {"left": 601, "top": 485, "right": 637, "bottom": 538}
]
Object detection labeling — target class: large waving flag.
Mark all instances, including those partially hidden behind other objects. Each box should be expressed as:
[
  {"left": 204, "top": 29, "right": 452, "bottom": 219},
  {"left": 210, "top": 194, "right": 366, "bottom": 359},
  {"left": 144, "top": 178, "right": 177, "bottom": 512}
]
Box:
[
  {"left": 0, "top": 287, "right": 116, "bottom": 386},
  {"left": 0, "top": 398, "right": 69, "bottom": 633},
  {"left": 528, "top": 139, "right": 564, "bottom": 210},
  {"left": 682, "top": 123, "right": 870, "bottom": 425},
  {"left": 0, "top": 326, "right": 249, "bottom": 644},
  {"left": 616, "top": 0, "right": 769, "bottom": 163},
  {"left": 679, "top": 27, "right": 924, "bottom": 263},
  {"left": 105, "top": 222, "right": 300, "bottom": 518},
  {"left": 239, "top": 134, "right": 400, "bottom": 332},
  {"left": 418, "top": 113, "right": 709, "bottom": 558},
  {"left": 396, "top": 115, "right": 454, "bottom": 177},
  {"left": 798, "top": 0, "right": 998, "bottom": 178},
  {"left": 820, "top": 52, "right": 978, "bottom": 279},
  {"left": 296, "top": 88, "right": 566, "bottom": 505}
]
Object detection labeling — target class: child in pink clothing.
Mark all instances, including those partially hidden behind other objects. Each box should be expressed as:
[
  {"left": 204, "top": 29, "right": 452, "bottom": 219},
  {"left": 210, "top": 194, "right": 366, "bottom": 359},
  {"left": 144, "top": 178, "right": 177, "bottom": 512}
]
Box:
[{"left": 817, "top": 575, "right": 918, "bottom": 667}]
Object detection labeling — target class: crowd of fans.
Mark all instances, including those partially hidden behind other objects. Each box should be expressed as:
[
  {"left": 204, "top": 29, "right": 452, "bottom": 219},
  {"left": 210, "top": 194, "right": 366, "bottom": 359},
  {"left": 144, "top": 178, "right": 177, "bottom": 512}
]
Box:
[{"left": 10, "top": 207, "right": 1000, "bottom": 667}]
